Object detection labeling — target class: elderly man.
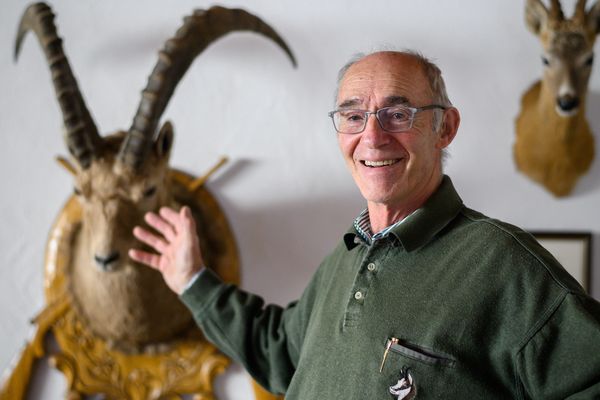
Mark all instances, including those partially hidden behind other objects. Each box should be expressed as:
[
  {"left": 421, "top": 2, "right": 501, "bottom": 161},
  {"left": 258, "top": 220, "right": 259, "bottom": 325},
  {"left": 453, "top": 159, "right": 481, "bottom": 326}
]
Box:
[{"left": 130, "top": 51, "right": 600, "bottom": 399}]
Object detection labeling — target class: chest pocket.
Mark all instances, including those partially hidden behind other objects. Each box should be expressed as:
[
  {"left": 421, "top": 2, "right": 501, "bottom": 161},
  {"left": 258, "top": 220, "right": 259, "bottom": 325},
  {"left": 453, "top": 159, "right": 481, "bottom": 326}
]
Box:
[
  {"left": 385, "top": 338, "right": 456, "bottom": 367},
  {"left": 382, "top": 338, "right": 458, "bottom": 399}
]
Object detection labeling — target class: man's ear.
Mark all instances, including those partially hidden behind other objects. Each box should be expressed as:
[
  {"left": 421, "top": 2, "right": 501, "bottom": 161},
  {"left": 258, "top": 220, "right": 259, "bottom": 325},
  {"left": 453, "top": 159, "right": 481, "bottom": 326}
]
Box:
[
  {"left": 436, "top": 107, "right": 460, "bottom": 150},
  {"left": 155, "top": 121, "right": 174, "bottom": 161}
]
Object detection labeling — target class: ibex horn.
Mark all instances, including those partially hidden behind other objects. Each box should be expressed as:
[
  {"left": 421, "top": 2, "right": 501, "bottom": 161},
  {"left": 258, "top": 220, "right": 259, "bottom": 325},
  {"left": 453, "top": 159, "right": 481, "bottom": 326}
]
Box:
[
  {"left": 119, "top": 6, "right": 297, "bottom": 170},
  {"left": 549, "top": 0, "right": 566, "bottom": 21},
  {"left": 15, "top": 2, "right": 102, "bottom": 170}
]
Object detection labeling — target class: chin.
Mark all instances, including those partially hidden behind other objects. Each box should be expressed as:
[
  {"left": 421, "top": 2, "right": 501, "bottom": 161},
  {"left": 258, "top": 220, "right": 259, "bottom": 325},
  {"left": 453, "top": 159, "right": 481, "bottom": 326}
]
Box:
[{"left": 360, "top": 188, "right": 398, "bottom": 205}]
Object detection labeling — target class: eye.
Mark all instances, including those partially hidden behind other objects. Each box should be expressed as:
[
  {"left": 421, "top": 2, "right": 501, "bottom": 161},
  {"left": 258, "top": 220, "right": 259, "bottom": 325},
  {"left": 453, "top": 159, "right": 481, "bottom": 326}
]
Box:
[
  {"left": 340, "top": 110, "right": 365, "bottom": 122},
  {"left": 384, "top": 107, "right": 411, "bottom": 122},
  {"left": 73, "top": 187, "right": 82, "bottom": 196},
  {"left": 391, "top": 111, "right": 410, "bottom": 121},
  {"left": 584, "top": 54, "right": 594, "bottom": 67},
  {"left": 143, "top": 186, "right": 157, "bottom": 198},
  {"left": 541, "top": 55, "right": 550, "bottom": 66}
]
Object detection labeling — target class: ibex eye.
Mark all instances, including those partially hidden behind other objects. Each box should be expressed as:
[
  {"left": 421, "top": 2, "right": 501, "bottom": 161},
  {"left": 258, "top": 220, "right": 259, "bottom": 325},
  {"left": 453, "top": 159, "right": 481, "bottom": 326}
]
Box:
[
  {"left": 143, "top": 186, "right": 157, "bottom": 198},
  {"left": 541, "top": 56, "right": 550, "bottom": 66},
  {"left": 73, "top": 187, "right": 82, "bottom": 196},
  {"left": 585, "top": 54, "right": 594, "bottom": 67}
]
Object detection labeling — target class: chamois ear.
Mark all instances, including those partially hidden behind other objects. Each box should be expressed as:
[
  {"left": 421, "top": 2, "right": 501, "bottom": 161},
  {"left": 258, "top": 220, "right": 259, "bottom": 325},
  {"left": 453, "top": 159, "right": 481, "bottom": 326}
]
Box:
[
  {"left": 587, "top": 1, "right": 600, "bottom": 34},
  {"left": 526, "top": 0, "right": 548, "bottom": 35},
  {"left": 155, "top": 121, "right": 174, "bottom": 160}
]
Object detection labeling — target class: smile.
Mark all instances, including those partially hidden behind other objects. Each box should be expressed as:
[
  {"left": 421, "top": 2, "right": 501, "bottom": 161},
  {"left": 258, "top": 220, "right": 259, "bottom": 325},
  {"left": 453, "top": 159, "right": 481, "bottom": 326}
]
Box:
[{"left": 361, "top": 159, "right": 400, "bottom": 168}]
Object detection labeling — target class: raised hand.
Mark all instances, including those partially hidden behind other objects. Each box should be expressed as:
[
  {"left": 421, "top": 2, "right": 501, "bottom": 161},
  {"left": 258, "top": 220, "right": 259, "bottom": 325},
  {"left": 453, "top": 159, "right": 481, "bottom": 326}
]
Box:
[{"left": 129, "top": 206, "right": 204, "bottom": 295}]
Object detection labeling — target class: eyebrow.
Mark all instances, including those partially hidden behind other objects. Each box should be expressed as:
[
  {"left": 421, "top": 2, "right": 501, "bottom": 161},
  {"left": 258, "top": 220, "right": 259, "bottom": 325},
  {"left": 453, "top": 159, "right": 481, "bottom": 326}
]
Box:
[
  {"left": 337, "top": 98, "right": 362, "bottom": 109},
  {"left": 337, "top": 95, "right": 411, "bottom": 109},
  {"left": 384, "top": 96, "right": 410, "bottom": 106}
]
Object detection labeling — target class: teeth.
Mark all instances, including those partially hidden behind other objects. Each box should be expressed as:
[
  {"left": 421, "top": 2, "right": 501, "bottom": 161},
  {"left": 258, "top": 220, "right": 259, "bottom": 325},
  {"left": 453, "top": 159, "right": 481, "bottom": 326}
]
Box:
[{"left": 364, "top": 159, "right": 398, "bottom": 167}]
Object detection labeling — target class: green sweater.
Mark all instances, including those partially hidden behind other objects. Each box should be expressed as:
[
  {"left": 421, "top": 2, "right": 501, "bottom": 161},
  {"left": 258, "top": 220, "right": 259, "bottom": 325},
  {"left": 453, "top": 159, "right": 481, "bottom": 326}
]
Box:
[{"left": 181, "top": 176, "right": 600, "bottom": 399}]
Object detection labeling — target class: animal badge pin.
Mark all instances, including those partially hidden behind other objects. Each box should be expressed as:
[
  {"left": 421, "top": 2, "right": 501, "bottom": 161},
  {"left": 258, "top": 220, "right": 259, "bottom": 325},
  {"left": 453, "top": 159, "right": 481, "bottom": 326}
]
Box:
[{"left": 389, "top": 367, "right": 416, "bottom": 400}]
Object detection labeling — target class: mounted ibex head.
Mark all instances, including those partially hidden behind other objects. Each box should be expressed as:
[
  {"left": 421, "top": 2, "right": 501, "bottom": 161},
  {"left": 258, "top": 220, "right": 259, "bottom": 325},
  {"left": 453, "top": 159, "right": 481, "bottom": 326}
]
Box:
[
  {"left": 515, "top": 0, "right": 599, "bottom": 196},
  {"left": 15, "top": 2, "right": 295, "bottom": 348},
  {"left": 525, "top": 0, "right": 600, "bottom": 115},
  {"left": 15, "top": 2, "right": 295, "bottom": 274}
]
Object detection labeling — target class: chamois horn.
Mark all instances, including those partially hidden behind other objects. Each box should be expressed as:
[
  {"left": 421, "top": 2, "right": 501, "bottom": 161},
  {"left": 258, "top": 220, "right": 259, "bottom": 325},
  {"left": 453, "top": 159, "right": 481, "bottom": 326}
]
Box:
[
  {"left": 573, "top": 0, "right": 588, "bottom": 23},
  {"left": 15, "top": 2, "right": 102, "bottom": 170},
  {"left": 549, "top": 0, "right": 566, "bottom": 21},
  {"left": 119, "top": 6, "right": 297, "bottom": 170}
]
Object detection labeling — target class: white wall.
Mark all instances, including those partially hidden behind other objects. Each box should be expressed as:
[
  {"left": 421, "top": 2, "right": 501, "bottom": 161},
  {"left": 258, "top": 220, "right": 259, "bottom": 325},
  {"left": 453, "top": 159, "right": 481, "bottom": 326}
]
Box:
[{"left": 1, "top": 0, "right": 599, "bottom": 398}]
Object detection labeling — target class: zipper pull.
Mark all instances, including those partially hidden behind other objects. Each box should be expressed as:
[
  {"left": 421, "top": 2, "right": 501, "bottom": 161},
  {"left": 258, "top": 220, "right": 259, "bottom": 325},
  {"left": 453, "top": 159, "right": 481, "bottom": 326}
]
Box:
[{"left": 380, "top": 337, "right": 398, "bottom": 373}]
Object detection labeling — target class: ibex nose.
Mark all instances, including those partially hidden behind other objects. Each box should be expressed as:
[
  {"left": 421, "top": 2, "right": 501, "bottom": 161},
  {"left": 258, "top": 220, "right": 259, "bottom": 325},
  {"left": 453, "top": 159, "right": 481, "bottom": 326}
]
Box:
[
  {"left": 94, "top": 251, "right": 120, "bottom": 271},
  {"left": 557, "top": 96, "right": 579, "bottom": 113}
]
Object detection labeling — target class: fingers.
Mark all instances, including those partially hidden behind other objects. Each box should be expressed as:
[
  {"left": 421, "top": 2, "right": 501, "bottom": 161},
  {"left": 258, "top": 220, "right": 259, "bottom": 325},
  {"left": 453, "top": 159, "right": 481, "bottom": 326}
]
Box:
[
  {"left": 145, "top": 212, "right": 176, "bottom": 242},
  {"left": 159, "top": 206, "right": 182, "bottom": 227},
  {"left": 159, "top": 206, "right": 196, "bottom": 232},
  {"left": 133, "top": 226, "right": 168, "bottom": 253},
  {"left": 128, "top": 249, "right": 161, "bottom": 270},
  {"left": 180, "top": 206, "right": 197, "bottom": 230}
]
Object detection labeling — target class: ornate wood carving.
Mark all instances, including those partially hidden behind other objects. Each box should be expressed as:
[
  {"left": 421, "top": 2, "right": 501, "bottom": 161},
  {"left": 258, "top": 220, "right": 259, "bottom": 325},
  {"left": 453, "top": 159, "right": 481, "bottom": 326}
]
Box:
[{"left": 0, "top": 170, "right": 269, "bottom": 399}]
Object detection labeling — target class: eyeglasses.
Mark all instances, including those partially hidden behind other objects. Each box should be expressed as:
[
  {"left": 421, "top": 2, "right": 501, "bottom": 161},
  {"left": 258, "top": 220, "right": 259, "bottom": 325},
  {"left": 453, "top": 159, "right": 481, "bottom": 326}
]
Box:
[{"left": 328, "top": 104, "right": 446, "bottom": 134}]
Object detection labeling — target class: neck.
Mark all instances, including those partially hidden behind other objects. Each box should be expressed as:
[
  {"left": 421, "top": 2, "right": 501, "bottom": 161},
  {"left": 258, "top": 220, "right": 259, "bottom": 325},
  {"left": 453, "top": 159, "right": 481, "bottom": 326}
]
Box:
[{"left": 367, "top": 173, "right": 443, "bottom": 233}]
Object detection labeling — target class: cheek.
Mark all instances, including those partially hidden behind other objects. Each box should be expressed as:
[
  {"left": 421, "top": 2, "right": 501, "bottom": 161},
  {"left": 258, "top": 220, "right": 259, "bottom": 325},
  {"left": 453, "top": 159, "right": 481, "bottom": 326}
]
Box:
[
  {"left": 405, "top": 134, "right": 439, "bottom": 162},
  {"left": 338, "top": 136, "right": 357, "bottom": 161},
  {"left": 576, "top": 70, "right": 592, "bottom": 89},
  {"left": 142, "top": 198, "right": 159, "bottom": 214},
  {"left": 80, "top": 200, "right": 96, "bottom": 219}
]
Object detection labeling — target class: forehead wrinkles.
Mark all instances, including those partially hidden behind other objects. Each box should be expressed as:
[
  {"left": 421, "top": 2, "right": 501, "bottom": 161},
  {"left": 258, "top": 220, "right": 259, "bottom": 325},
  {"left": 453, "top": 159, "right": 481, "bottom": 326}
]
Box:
[{"left": 338, "top": 63, "right": 430, "bottom": 106}]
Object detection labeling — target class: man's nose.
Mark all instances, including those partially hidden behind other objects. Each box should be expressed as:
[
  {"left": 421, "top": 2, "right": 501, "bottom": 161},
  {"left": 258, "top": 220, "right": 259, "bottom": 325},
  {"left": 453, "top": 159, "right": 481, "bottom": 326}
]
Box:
[{"left": 362, "top": 114, "right": 390, "bottom": 146}]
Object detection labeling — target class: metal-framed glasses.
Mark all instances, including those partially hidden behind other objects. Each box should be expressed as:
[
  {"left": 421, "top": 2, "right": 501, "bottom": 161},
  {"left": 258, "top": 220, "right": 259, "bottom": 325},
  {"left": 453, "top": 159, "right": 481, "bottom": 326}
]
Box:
[{"left": 328, "top": 104, "right": 447, "bottom": 134}]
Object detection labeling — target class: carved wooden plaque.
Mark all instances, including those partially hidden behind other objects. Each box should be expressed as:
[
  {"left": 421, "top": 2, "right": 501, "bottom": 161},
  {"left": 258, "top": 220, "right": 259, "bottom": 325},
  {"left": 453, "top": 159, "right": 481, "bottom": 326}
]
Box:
[{"left": 0, "top": 170, "right": 247, "bottom": 399}]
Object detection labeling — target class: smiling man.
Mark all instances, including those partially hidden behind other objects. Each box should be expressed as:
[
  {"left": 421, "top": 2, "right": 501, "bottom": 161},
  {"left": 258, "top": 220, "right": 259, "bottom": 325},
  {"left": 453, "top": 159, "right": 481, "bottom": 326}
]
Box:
[
  {"left": 130, "top": 51, "right": 600, "bottom": 399},
  {"left": 333, "top": 52, "right": 459, "bottom": 233}
]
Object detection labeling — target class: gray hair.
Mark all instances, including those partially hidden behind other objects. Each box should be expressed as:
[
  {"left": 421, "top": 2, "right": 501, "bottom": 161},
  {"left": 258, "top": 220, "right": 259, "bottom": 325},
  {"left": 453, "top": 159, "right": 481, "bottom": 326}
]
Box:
[{"left": 334, "top": 49, "right": 453, "bottom": 163}]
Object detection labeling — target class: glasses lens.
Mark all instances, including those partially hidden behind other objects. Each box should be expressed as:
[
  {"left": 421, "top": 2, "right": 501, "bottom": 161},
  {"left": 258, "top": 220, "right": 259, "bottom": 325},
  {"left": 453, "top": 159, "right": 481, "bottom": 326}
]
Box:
[
  {"left": 334, "top": 110, "right": 366, "bottom": 134},
  {"left": 378, "top": 106, "right": 413, "bottom": 132}
]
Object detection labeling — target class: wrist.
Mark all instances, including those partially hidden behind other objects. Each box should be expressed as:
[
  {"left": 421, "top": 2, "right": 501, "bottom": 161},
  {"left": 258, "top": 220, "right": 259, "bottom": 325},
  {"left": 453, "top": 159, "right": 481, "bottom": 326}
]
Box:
[{"left": 181, "top": 266, "right": 206, "bottom": 294}]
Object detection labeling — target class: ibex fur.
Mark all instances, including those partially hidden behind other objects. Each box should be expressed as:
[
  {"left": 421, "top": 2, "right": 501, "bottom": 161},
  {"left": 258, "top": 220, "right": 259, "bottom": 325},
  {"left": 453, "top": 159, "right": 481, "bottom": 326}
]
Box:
[
  {"left": 15, "top": 2, "right": 295, "bottom": 351},
  {"left": 515, "top": 0, "right": 600, "bottom": 196}
]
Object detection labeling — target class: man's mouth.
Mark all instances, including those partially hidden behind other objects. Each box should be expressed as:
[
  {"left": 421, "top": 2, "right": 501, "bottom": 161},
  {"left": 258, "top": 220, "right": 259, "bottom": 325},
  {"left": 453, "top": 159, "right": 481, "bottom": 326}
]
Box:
[{"left": 361, "top": 159, "right": 400, "bottom": 168}]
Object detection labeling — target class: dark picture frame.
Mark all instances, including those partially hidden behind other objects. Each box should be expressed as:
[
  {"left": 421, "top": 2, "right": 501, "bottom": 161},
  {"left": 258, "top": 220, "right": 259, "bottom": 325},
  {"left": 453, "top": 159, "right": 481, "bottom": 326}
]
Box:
[{"left": 531, "top": 232, "right": 592, "bottom": 293}]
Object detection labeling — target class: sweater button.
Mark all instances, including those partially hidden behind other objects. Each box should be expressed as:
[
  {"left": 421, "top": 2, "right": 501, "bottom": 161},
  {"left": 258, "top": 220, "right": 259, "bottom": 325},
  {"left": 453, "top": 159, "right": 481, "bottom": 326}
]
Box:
[
  {"left": 367, "top": 263, "right": 376, "bottom": 271},
  {"left": 354, "top": 291, "right": 363, "bottom": 300}
]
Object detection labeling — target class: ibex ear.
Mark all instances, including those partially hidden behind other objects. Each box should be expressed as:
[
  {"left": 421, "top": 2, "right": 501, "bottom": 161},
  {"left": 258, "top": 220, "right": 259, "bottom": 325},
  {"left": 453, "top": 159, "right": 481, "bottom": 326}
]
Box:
[
  {"left": 55, "top": 156, "right": 77, "bottom": 176},
  {"left": 526, "top": 0, "right": 548, "bottom": 35},
  {"left": 587, "top": 1, "right": 600, "bottom": 34},
  {"left": 155, "top": 121, "right": 174, "bottom": 160}
]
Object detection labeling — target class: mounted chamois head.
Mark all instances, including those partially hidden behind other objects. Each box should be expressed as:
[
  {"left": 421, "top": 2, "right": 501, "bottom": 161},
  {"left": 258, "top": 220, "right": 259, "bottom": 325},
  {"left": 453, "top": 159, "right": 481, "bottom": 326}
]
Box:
[
  {"left": 15, "top": 3, "right": 295, "bottom": 347},
  {"left": 515, "top": 0, "right": 599, "bottom": 196},
  {"left": 525, "top": 0, "right": 600, "bottom": 115}
]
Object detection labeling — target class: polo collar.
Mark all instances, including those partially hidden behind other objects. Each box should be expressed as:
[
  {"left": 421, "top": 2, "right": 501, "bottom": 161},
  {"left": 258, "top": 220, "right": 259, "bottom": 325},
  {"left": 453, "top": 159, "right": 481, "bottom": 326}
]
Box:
[{"left": 343, "top": 175, "right": 463, "bottom": 251}]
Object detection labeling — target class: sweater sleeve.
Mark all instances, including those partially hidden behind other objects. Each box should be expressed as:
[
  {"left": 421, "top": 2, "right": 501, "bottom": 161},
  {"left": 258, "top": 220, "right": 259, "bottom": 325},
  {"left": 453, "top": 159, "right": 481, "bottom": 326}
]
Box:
[
  {"left": 515, "top": 292, "right": 600, "bottom": 399},
  {"left": 179, "top": 267, "right": 319, "bottom": 394}
]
